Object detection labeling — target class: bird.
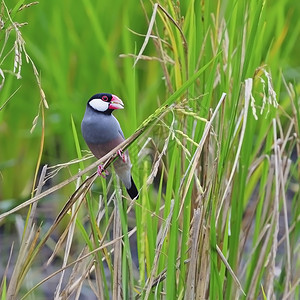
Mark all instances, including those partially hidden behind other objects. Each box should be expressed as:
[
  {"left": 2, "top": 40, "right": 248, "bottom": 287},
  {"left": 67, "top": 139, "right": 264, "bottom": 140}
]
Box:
[{"left": 81, "top": 93, "right": 139, "bottom": 199}]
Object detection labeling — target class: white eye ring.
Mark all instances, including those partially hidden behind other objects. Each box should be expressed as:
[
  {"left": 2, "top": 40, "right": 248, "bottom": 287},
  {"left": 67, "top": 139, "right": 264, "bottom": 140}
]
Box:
[{"left": 89, "top": 98, "right": 109, "bottom": 112}]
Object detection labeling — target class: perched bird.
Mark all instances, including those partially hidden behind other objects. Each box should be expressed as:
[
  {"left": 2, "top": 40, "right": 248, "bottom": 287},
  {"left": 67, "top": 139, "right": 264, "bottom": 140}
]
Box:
[{"left": 81, "top": 93, "right": 139, "bottom": 199}]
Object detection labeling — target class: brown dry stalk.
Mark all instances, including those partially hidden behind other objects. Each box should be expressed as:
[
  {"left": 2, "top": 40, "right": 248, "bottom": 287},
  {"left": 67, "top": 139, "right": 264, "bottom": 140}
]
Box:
[
  {"left": 185, "top": 208, "right": 202, "bottom": 299},
  {"left": 179, "top": 92, "right": 227, "bottom": 217},
  {"left": 264, "top": 120, "right": 281, "bottom": 299},
  {"left": 143, "top": 200, "right": 174, "bottom": 299},
  {"left": 112, "top": 196, "right": 122, "bottom": 300},
  {"left": 216, "top": 79, "right": 251, "bottom": 222},
  {"left": 6, "top": 165, "right": 47, "bottom": 299},
  {"left": 20, "top": 228, "right": 137, "bottom": 300}
]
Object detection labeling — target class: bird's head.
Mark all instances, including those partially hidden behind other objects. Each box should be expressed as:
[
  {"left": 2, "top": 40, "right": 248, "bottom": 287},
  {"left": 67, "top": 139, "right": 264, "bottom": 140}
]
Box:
[{"left": 88, "top": 93, "right": 124, "bottom": 114}]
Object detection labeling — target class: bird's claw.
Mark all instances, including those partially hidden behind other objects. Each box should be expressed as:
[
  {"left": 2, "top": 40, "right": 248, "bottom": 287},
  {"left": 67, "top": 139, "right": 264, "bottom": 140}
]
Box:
[
  {"left": 117, "top": 149, "right": 126, "bottom": 163},
  {"left": 97, "top": 165, "right": 109, "bottom": 178}
]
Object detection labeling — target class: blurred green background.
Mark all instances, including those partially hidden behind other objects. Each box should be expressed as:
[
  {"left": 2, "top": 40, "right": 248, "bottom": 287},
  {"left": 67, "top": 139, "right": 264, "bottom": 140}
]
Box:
[{"left": 0, "top": 0, "right": 163, "bottom": 203}]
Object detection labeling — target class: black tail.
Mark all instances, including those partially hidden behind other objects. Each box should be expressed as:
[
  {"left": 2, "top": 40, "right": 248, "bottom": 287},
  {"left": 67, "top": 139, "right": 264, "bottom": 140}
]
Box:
[{"left": 126, "top": 177, "right": 139, "bottom": 199}]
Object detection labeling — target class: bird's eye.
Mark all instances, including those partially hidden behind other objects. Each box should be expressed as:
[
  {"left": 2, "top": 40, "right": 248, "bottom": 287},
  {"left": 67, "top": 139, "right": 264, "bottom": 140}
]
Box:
[{"left": 102, "top": 95, "right": 108, "bottom": 101}]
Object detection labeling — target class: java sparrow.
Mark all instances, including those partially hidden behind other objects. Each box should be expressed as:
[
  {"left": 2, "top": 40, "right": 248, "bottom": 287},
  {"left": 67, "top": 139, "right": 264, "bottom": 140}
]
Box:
[{"left": 81, "top": 93, "right": 139, "bottom": 199}]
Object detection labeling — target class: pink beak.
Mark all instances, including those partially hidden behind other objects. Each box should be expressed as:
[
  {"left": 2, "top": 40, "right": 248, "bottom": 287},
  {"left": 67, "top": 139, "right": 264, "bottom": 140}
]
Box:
[{"left": 109, "top": 94, "right": 124, "bottom": 110}]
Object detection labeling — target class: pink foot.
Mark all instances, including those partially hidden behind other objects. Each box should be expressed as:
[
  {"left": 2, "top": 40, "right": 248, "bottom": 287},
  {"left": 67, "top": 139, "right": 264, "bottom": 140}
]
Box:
[
  {"left": 117, "top": 149, "right": 126, "bottom": 163},
  {"left": 97, "top": 165, "right": 109, "bottom": 178}
]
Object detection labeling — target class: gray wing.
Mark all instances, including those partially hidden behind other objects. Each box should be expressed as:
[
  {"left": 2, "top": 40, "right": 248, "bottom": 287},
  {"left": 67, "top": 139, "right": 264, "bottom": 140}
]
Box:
[
  {"left": 118, "top": 128, "right": 125, "bottom": 139},
  {"left": 114, "top": 115, "right": 125, "bottom": 140}
]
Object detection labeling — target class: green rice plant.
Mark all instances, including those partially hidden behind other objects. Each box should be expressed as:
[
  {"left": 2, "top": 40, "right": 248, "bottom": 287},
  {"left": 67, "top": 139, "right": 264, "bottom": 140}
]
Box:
[{"left": 1, "top": 0, "right": 300, "bottom": 299}]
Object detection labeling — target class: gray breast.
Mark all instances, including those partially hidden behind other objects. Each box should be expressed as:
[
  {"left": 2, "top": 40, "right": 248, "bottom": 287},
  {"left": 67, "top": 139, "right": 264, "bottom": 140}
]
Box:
[{"left": 81, "top": 106, "right": 123, "bottom": 145}]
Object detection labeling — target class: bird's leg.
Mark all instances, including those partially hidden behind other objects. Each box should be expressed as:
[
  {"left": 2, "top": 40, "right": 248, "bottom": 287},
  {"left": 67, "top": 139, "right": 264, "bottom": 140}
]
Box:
[
  {"left": 117, "top": 149, "right": 126, "bottom": 163},
  {"left": 97, "top": 165, "right": 109, "bottom": 178}
]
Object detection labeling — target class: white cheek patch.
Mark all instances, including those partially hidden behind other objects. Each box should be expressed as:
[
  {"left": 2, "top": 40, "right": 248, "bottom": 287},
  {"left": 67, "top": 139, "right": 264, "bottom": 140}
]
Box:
[{"left": 89, "top": 99, "right": 109, "bottom": 112}]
